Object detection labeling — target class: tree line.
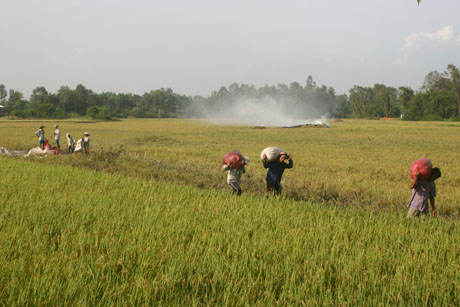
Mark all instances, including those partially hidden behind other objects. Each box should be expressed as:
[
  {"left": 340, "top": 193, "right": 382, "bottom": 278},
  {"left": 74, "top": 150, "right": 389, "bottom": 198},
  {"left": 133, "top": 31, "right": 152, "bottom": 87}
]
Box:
[
  {"left": 0, "top": 85, "right": 192, "bottom": 120},
  {"left": 344, "top": 64, "right": 460, "bottom": 120},
  {"left": 1, "top": 64, "right": 459, "bottom": 121}
]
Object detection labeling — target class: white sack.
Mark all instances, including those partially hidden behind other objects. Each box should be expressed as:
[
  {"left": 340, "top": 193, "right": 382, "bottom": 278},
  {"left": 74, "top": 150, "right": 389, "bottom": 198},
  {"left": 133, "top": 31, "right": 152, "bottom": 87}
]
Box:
[
  {"left": 260, "top": 147, "right": 284, "bottom": 163},
  {"left": 74, "top": 139, "right": 83, "bottom": 152}
]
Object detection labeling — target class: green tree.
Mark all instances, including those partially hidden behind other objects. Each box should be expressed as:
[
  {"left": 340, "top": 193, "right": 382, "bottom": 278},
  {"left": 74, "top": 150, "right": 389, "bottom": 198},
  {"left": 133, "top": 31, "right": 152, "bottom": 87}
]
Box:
[
  {"left": 30, "top": 87, "right": 49, "bottom": 105},
  {"left": 397, "top": 86, "right": 414, "bottom": 118},
  {"left": 0, "top": 84, "right": 7, "bottom": 102},
  {"left": 87, "top": 106, "right": 111, "bottom": 120},
  {"left": 423, "top": 89, "right": 457, "bottom": 119},
  {"left": 405, "top": 89, "right": 457, "bottom": 120},
  {"left": 422, "top": 71, "right": 449, "bottom": 92},
  {"left": 6, "top": 89, "right": 25, "bottom": 115},
  {"left": 333, "top": 94, "right": 351, "bottom": 118},
  {"left": 349, "top": 86, "right": 372, "bottom": 118},
  {"left": 420, "top": 64, "right": 460, "bottom": 119},
  {"left": 57, "top": 86, "right": 74, "bottom": 114},
  {"left": 75, "top": 84, "right": 90, "bottom": 115},
  {"left": 404, "top": 94, "right": 424, "bottom": 120},
  {"left": 446, "top": 64, "right": 460, "bottom": 117}
]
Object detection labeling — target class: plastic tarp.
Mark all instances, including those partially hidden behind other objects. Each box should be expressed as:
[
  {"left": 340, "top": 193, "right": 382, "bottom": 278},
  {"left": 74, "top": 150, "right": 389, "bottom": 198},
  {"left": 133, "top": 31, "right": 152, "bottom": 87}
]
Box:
[
  {"left": 25, "top": 147, "right": 55, "bottom": 157},
  {"left": 1, "top": 145, "right": 59, "bottom": 158},
  {"left": 0, "top": 147, "right": 29, "bottom": 157}
]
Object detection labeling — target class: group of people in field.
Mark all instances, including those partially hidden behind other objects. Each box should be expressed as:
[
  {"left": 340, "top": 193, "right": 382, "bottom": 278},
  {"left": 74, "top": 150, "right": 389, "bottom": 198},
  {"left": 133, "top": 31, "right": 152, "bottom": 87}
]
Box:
[
  {"left": 33, "top": 124, "right": 443, "bottom": 218},
  {"left": 222, "top": 150, "right": 293, "bottom": 196},
  {"left": 34, "top": 125, "right": 91, "bottom": 154},
  {"left": 223, "top": 150, "right": 441, "bottom": 219}
]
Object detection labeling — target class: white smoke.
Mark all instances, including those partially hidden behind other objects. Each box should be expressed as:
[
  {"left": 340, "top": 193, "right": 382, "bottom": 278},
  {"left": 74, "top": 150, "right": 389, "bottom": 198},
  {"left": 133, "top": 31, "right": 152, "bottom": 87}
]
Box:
[{"left": 200, "top": 96, "right": 329, "bottom": 127}]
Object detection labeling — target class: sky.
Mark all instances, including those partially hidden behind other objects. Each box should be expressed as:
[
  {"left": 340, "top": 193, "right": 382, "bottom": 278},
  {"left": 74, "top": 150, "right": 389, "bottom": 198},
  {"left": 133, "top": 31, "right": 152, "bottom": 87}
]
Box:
[{"left": 1, "top": 0, "right": 460, "bottom": 98}]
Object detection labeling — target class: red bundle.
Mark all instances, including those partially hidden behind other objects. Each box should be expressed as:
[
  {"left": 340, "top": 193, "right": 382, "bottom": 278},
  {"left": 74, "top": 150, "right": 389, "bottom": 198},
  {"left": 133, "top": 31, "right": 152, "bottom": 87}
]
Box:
[
  {"left": 44, "top": 138, "right": 52, "bottom": 150},
  {"left": 223, "top": 150, "right": 243, "bottom": 169},
  {"left": 410, "top": 158, "right": 432, "bottom": 180}
]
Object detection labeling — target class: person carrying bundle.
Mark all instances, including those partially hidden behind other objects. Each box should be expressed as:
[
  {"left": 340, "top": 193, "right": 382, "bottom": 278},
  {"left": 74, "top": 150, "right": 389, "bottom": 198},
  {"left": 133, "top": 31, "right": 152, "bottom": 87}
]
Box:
[
  {"left": 261, "top": 147, "right": 293, "bottom": 195},
  {"left": 66, "top": 133, "right": 75, "bottom": 153},
  {"left": 222, "top": 151, "right": 250, "bottom": 196},
  {"left": 407, "top": 158, "right": 441, "bottom": 218}
]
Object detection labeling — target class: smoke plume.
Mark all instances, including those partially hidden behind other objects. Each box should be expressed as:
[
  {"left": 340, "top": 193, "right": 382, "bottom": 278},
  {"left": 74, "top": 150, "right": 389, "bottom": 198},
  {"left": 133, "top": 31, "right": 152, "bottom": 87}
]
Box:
[{"left": 198, "top": 96, "right": 329, "bottom": 127}]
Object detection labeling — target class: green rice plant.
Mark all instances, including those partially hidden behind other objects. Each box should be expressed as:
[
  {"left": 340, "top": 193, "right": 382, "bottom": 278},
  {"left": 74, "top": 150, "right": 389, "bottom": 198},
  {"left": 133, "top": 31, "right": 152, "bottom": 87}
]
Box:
[{"left": 1, "top": 157, "right": 460, "bottom": 305}]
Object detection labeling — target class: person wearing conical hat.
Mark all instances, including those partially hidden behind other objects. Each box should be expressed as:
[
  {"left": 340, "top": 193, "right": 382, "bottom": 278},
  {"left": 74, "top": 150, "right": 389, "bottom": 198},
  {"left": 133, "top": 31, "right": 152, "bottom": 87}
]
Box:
[
  {"left": 35, "top": 125, "right": 45, "bottom": 150},
  {"left": 83, "top": 132, "right": 90, "bottom": 154}
]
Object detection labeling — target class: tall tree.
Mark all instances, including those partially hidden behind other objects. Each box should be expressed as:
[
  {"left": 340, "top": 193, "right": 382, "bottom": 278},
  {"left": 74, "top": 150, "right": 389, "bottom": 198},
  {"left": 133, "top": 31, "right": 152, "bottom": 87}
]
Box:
[
  {"left": 0, "top": 84, "right": 7, "bottom": 102},
  {"left": 57, "top": 86, "right": 74, "bottom": 114},
  {"left": 5, "top": 89, "right": 24, "bottom": 115},
  {"left": 397, "top": 86, "right": 414, "bottom": 118},
  {"left": 446, "top": 64, "right": 460, "bottom": 116},
  {"left": 333, "top": 94, "right": 351, "bottom": 118},
  {"left": 422, "top": 71, "right": 445, "bottom": 91},
  {"left": 349, "top": 85, "right": 373, "bottom": 118},
  {"left": 75, "top": 84, "right": 90, "bottom": 115},
  {"left": 30, "top": 87, "right": 49, "bottom": 104}
]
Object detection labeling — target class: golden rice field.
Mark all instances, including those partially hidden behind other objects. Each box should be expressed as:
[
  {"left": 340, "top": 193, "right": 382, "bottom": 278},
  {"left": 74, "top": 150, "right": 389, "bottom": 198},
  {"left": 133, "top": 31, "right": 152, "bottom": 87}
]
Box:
[
  {"left": 1, "top": 118, "right": 459, "bottom": 215},
  {"left": 1, "top": 118, "right": 460, "bottom": 305}
]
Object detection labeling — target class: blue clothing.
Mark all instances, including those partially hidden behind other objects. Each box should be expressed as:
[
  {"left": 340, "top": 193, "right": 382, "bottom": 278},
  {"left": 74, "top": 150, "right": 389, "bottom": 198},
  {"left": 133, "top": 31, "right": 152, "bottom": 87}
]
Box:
[{"left": 263, "top": 159, "right": 293, "bottom": 186}]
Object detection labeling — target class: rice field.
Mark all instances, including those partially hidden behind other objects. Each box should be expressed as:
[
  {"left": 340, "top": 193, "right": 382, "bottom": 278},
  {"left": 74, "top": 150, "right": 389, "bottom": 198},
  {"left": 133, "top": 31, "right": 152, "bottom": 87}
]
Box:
[
  {"left": 1, "top": 118, "right": 460, "bottom": 305},
  {"left": 1, "top": 118, "right": 460, "bottom": 215}
]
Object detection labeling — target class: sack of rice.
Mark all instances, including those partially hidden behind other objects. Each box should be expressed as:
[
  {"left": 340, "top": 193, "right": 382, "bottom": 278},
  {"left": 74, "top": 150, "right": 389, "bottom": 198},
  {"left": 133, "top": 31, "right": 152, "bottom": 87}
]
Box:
[
  {"left": 223, "top": 150, "right": 244, "bottom": 169},
  {"left": 260, "top": 147, "right": 284, "bottom": 163},
  {"left": 74, "top": 139, "right": 83, "bottom": 152},
  {"left": 410, "top": 158, "right": 432, "bottom": 181}
]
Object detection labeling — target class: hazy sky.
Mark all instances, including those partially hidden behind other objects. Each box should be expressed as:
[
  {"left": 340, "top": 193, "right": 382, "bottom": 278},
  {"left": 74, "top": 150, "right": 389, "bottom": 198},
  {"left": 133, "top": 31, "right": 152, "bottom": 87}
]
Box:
[{"left": 1, "top": 0, "right": 460, "bottom": 98}]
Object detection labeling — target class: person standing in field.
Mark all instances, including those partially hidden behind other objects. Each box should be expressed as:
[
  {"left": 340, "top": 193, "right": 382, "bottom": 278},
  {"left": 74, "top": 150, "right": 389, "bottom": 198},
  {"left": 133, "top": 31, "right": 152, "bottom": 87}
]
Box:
[
  {"left": 66, "top": 133, "right": 75, "bottom": 153},
  {"left": 407, "top": 167, "right": 441, "bottom": 218},
  {"left": 262, "top": 151, "right": 293, "bottom": 195},
  {"left": 35, "top": 125, "right": 45, "bottom": 150},
  {"left": 54, "top": 124, "right": 61, "bottom": 149},
  {"left": 222, "top": 156, "right": 250, "bottom": 195},
  {"left": 83, "top": 132, "right": 90, "bottom": 154}
]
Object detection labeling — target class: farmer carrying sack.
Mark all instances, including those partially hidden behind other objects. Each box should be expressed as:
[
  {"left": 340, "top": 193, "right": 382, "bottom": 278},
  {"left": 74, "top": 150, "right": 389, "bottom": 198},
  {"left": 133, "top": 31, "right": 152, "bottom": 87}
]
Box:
[{"left": 260, "top": 147, "right": 285, "bottom": 163}]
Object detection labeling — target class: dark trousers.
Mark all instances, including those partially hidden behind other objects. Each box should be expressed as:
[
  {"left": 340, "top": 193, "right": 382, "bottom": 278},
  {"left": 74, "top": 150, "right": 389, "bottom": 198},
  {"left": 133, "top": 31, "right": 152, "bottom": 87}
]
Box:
[
  {"left": 229, "top": 182, "right": 242, "bottom": 196},
  {"left": 267, "top": 182, "right": 282, "bottom": 195}
]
